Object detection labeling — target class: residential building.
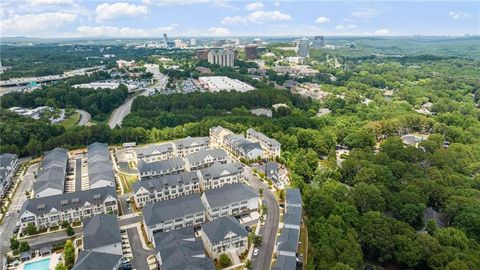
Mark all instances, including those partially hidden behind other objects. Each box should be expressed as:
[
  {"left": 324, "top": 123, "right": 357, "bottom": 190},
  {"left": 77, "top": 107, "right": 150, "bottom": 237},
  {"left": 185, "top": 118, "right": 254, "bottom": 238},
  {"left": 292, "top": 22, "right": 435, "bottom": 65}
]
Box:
[
  {"left": 276, "top": 228, "right": 300, "bottom": 257},
  {"left": 0, "top": 153, "right": 19, "bottom": 199},
  {"left": 174, "top": 136, "right": 210, "bottom": 157},
  {"left": 196, "top": 49, "right": 209, "bottom": 60},
  {"left": 135, "top": 143, "right": 175, "bottom": 162},
  {"left": 209, "top": 126, "right": 233, "bottom": 146},
  {"left": 265, "top": 161, "right": 279, "bottom": 184},
  {"left": 247, "top": 128, "right": 281, "bottom": 158},
  {"left": 207, "top": 49, "right": 235, "bottom": 67},
  {"left": 19, "top": 186, "right": 118, "bottom": 232},
  {"left": 185, "top": 149, "right": 228, "bottom": 171},
  {"left": 401, "top": 134, "right": 425, "bottom": 147},
  {"left": 286, "top": 188, "right": 302, "bottom": 209},
  {"left": 201, "top": 216, "right": 248, "bottom": 259},
  {"left": 137, "top": 157, "right": 185, "bottom": 180},
  {"left": 273, "top": 254, "right": 297, "bottom": 270},
  {"left": 116, "top": 60, "right": 135, "bottom": 69},
  {"left": 223, "top": 134, "right": 263, "bottom": 160},
  {"left": 244, "top": 45, "right": 258, "bottom": 60},
  {"left": 133, "top": 171, "right": 201, "bottom": 208},
  {"left": 152, "top": 227, "right": 215, "bottom": 270},
  {"left": 34, "top": 148, "right": 68, "bottom": 198},
  {"left": 142, "top": 193, "right": 206, "bottom": 241},
  {"left": 201, "top": 183, "right": 258, "bottom": 220},
  {"left": 82, "top": 214, "right": 122, "bottom": 255},
  {"left": 87, "top": 142, "right": 115, "bottom": 189},
  {"left": 312, "top": 35, "right": 324, "bottom": 49},
  {"left": 295, "top": 37, "right": 310, "bottom": 57},
  {"left": 73, "top": 250, "right": 123, "bottom": 270},
  {"left": 200, "top": 162, "right": 243, "bottom": 191}
]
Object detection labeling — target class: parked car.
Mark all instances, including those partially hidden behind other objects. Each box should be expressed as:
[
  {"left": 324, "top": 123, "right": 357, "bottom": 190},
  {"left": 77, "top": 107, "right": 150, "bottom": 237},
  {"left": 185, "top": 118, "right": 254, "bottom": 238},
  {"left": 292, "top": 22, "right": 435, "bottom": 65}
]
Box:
[{"left": 253, "top": 248, "right": 259, "bottom": 256}]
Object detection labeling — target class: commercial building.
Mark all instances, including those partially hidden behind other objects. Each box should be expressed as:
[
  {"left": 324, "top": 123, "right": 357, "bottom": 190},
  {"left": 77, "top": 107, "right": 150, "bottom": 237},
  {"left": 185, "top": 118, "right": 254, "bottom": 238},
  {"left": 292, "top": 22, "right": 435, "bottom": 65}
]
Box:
[
  {"left": 174, "top": 136, "right": 210, "bottom": 157},
  {"left": 87, "top": 142, "right": 115, "bottom": 189},
  {"left": 312, "top": 35, "right": 324, "bottom": 49},
  {"left": 198, "top": 76, "right": 255, "bottom": 92},
  {"left": 72, "top": 82, "right": 120, "bottom": 90},
  {"left": 34, "top": 148, "right": 68, "bottom": 198},
  {"left": 207, "top": 49, "right": 235, "bottom": 67},
  {"left": 135, "top": 143, "right": 175, "bottom": 162},
  {"left": 201, "top": 183, "right": 258, "bottom": 220},
  {"left": 116, "top": 60, "right": 135, "bottom": 69},
  {"left": 200, "top": 162, "right": 243, "bottom": 191},
  {"left": 246, "top": 128, "right": 281, "bottom": 158},
  {"left": 0, "top": 153, "right": 18, "bottom": 199},
  {"left": 295, "top": 37, "right": 310, "bottom": 57},
  {"left": 152, "top": 227, "right": 215, "bottom": 270},
  {"left": 201, "top": 216, "right": 249, "bottom": 259},
  {"left": 163, "top": 33, "right": 168, "bottom": 47},
  {"left": 185, "top": 149, "right": 228, "bottom": 171},
  {"left": 244, "top": 45, "right": 258, "bottom": 60},
  {"left": 133, "top": 171, "right": 201, "bottom": 208},
  {"left": 143, "top": 193, "right": 206, "bottom": 240},
  {"left": 82, "top": 214, "right": 122, "bottom": 255},
  {"left": 137, "top": 157, "right": 185, "bottom": 180},
  {"left": 19, "top": 186, "right": 118, "bottom": 232}
]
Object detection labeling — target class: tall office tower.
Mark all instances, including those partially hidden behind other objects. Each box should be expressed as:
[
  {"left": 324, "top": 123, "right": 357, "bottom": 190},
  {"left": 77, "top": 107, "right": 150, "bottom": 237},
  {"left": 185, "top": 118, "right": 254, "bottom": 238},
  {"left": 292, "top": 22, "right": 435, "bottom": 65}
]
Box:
[
  {"left": 312, "top": 36, "right": 325, "bottom": 49},
  {"left": 296, "top": 37, "right": 310, "bottom": 57},
  {"left": 163, "top": 33, "right": 168, "bottom": 47},
  {"left": 190, "top": 38, "right": 197, "bottom": 46},
  {"left": 174, "top": 39, "right": 183, "bottom": 48},
  {"left": 207, "top": 49, "right": 235, "bottom": 67},
  {"left": 244, "top": 45, "right": 258, "bottom": 60}
]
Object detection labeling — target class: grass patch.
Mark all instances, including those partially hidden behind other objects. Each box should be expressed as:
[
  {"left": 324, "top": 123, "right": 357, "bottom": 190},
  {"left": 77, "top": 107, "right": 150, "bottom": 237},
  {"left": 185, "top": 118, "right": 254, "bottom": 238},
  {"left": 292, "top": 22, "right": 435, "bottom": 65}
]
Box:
[
  {"left": 119, "top": 173, "right": 138, "bottom": 193},
  {"left": 59, "top": 112, "right": 80, "bottom": 129}
]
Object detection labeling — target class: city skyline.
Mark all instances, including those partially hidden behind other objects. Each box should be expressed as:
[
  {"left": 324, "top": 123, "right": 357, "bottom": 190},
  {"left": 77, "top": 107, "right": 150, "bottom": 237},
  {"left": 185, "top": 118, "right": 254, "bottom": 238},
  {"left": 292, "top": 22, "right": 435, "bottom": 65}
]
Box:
[{"left": 0, "top": 0, "right": 478, "bottom": 38}]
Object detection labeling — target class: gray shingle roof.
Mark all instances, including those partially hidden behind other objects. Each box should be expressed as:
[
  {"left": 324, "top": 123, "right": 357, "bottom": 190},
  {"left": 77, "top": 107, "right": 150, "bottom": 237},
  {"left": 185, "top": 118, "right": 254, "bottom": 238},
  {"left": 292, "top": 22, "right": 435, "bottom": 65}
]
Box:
[
  {"left": 0, "top": 153, "right": 17, "bottom": 168},
  {"left": 87, "top": 142, "right": 109, "bottom": 161},
  {"left": 153, "top": 227, "right": 215, "bottom": 270},
  {"left": 20, "top": 186, "right": 117, "bottom": 216},
  {"left": 238, "top": 141, "right": 262, "bottom": 154},
  {"left": 286, "top": 188, "right": 302, "bottom": 207},
  {"left": 133, "top": 171, "right": 200, "bottom": 194},
  {"left": 272, "top": 255, "right": 297, "bottom": 270},
  {"left": 283, "top": 206, "right": 302, "bottom": 227},
  {"left": 87, "top": 142, "right": 114, "bottom": 187},
  {"left": 142, "top": 193, "right": 205, "bottom": 226},
  {"left": 83, "top": 214, "right": 121, "bottom": 250},
  {"left": 174, "top": 136, "right": 210, "bottom": 150},
  {"left": 35, "top": 148, "right": 68, "bottom": 195},
  {"left": 277, "top": 228, "right": 300, "bottom": 253},
  {"left": 186, "top": 149, "right": 227, "bottom": 166},
  {"left": 137, "top": 157, "right": 185, "bottom": 174},
  {"left": 203, "top": 183, "right": 258, "bottom": 209},
  {"left": 265, "top": 161, "right": 278, "bottom": 182},
  {"left": 200, "top": 162, "right": 243, "bottom": 180},
  {"left": 247, "top": 128, "right": 281, "bottom": 147},
  {"left": 136, "top": 143, "right": 174, "bottom": 157},
  {"left": 202, "top": 216, "right": 248, "bottom": 243},
  {"left": 73, "top": 250, "right": 122, "bottom": 270}
]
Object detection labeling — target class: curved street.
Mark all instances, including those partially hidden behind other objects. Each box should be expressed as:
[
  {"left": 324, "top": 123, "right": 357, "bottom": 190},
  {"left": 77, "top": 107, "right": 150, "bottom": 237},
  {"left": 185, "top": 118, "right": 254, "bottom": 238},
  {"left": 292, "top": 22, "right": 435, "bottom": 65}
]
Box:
[{"left": 75, "top": 109, "right": 91, "bottom": 126}]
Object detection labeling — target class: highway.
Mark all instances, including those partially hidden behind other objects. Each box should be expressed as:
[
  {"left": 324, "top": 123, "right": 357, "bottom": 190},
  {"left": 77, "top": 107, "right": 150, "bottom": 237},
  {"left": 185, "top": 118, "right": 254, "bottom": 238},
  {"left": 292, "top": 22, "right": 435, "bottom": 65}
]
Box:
[{"left": 75, "top": 109, "right": 91, "bottom": 126}]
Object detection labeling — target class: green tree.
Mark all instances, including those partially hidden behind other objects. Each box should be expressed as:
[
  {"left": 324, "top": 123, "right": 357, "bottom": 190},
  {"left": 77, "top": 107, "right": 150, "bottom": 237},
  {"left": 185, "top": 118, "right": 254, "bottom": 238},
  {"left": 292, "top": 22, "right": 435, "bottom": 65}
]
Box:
[
  {"left": 66, "top": 225, "right": 74, "bottom": 236},
  {"left": 55, "top": 263, "right": 68, "bottom": 270},
  {"left": 19, "top": 241, "right": 30, "bottom": 252},
  {"left": 219, "top": 253, "right": 232, "bottom": 267},
  {"left": 245, "top": 259, "right": 252, "bottom": 270},
  {"left": 64, "top": 240, "right": 75, "bottom": 269},
  {"left": 10, "top": 237, "right": 19, "bottom": 251},
  {"left": 26, "top": 223, "right": 37, "bottom": 235},
  {"left": 351, "top": 182, "right": 386, "bottom": 214},
  {"left": 26, "top": 138, "right": 42, "bottom": 157}
]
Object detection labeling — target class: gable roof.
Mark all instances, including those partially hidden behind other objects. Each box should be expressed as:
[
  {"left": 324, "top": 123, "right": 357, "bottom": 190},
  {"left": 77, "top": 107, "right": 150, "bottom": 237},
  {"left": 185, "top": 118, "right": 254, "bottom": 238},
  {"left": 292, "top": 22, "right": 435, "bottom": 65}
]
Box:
[
  {"left": 137, "top": 157, "right": 185, "bottom": 174},
  {"left": 87, "top": 142, "right": 115, "bottom": 187},
  {"left": 277, "top": 228, "right": 300, "bottom": 253},
  {"left": 238, "top": 141, "right": 262, "bottom": 154},
  {"left": 265, "top": 161, "right": 279, "bottom": 182},
  {"left": 0, "top": 153, "right": 17, "bottom": 168},
  {"left": 174, "top": 136, "right": 210, "bottom": 150},
  {"left": 203, "top": 183, "right": 258, "bottom": 208},
  {"left": 142, "top": 193, "right": 205, "bottom": 226},
  {"left": 286, "top": 188, "right": 302, "bottom": 207},
  {"left": 200, "top": 162, "right": 243, "bottom": 180},
  {"left": 202, "top": 216, "right": 248, "bottom": 243},
  {"left": 283, "top": 205, "right": 302, "bottom": 227},
  {"left": 185, "top": 149, "right": 227, "bottom": 165},
  {"left": 133, "top": 171, "right": 200, "bottom": 194},
  {"left": 136, "top": 143, "right": 174, "bottom": 157},
  {"left": 35, "top": 148, "right": 68, "bottom": 196},
  {"left": 83, "top": 214, "right": 121, "bottom": 250},
  {"left": 73, "top": 250, "right": 122, "bottom": 270},
  {"left": 247, "top": 128, "right": 281, "bottom": 147},
  {"left": 272, "top": 255, "right": 297, "bottom": 270}
]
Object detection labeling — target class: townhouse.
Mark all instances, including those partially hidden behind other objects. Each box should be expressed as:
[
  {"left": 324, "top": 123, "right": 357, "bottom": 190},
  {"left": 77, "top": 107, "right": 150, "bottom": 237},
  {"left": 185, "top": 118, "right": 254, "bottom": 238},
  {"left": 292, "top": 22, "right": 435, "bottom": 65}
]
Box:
[
  {"left": 174, "top": 136, "right": 210, "bottom": 157},
  {"left": 185, "top": 149, "right": 228, "bottom": 171},
  {"left": 73, "top": 251, "right": 123, "bottom": 270},
  {"left": 34, "top": 148, "right": 68, "bottom": 198},
  {"left": 19, "top": 186, "right": 118, "bottom": 232},
  {"left": 201, "top": 183, "right": 259, "bottom": 220},
  {"left": 201, "top": 216, "right": 249, "bottom": 259},
  {"left": 0, "top": 153, "right": 19, "bottom": 199},
  {"left": 142, "top": 193, "right": 206, "bottom": 241},
  {"left": 132, "top": 171, "right": 201, "bottom": 208},
  {"left": 200, "top": 162, "right": 244, "bottom": 191},
  {"left": 137, "top": 157, "right": 185, "bottom": 180},
  {"left": 87, "top": 142, "right": 115, "bottom": 189},
  {"left": 135, "top": 142, "right": 174, "bottom": 162},
  {"left": 152, "top": 226, "right": 215, "bottom": 270},
  {"left": 209, "top": 126, "right": 233, "bottom": 146},
  {"left": 223, "top": 134, "right": 263, "bottom": 160},
  {"left": 246, "top": 128, "right": 281, "bottom": 158}
]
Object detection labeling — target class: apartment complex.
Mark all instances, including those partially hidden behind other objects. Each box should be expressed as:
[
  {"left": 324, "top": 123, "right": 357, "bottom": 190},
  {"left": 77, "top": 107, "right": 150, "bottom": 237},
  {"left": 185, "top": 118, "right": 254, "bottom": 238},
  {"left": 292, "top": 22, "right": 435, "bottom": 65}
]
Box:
[
  {"left": 135, "top": 143, "right": 174, "bottom": 162},
  {"left": 174, "top": 136, "right": 210, "bottom": 157},
  {"left": 224, "top": 134, "right": 263, "bottom": 160},
  {"left": 19, "top": 186, "right": 118, "bottom": 232},
  {"left": 87, "top": 142, "right": 115, "bottom": 189},
  {"left": 201, "top": 216, "right": 249, "bottom": 259},
  {"left": 247, "top": 128, "right": 281, "bottom": 158},
  {"left": 34, "top": 148, "right": 68, "bottom": 198},
  {"left": 0, "top": 153, "right": 19, "bottom": 199},
  {"left": 137, "top": 157, "right": 185, "bottom": 180},
  {"left": 207, "top": 49, "right": 235, "bottom": 67},
  {"left": 200, "top": 162, "right": 243, "bottom": 191},
  {"left": 209, "top": 126, "right": 267, "bottom": 160},
  {"left": 185, "top": 149, "right": 228, "bottom": 171}
]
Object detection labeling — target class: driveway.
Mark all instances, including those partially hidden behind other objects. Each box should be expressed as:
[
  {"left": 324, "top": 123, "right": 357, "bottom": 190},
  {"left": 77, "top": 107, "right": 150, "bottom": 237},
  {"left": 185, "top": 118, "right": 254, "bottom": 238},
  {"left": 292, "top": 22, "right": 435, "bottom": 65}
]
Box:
[
  {"left": 126, "top": 227, "right": 155, "bottom": 270},
  {"left": 75, "top": 109, "right": 91, "bottom": 126}
]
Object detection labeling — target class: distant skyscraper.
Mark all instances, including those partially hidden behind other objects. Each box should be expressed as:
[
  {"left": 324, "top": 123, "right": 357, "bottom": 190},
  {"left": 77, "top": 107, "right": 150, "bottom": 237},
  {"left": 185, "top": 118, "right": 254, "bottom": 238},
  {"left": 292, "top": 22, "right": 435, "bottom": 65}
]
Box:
[
  {"left": 296, "top": 37, "right": 310, "bottom": 57},
  {"left": 190, "top": 38, "right": 197, "bottom": 46},
  {"left": 312, "top": 36, "right": 324, "bottom": 49},
  {"left": 208, "top": 49, "right": 235, "bottom": 67},
  {"left": 244, "top": 45, "right": 258, "bottom": 60},
  {"left": 174, "top": 39, "right": 183, "bottom": 48},
  {"left": 163, "top": 33, "right": 168, "bottom": 47}
]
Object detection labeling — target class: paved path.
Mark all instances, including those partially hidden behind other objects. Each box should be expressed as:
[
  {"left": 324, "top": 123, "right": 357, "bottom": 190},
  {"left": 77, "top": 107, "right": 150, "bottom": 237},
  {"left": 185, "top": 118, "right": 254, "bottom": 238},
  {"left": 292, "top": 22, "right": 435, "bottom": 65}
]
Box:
[
  {"left": 75, "top": 158, "right": 82, "bottom": 192},
  {"left": 108, "top": 90, "right": 146, "bottom": 129},
  {"left": 75, "top": 109, "right": 91, "bottom": 126},
  {"left": 126, "top": 227, "right": 154, "bottom": 270}
]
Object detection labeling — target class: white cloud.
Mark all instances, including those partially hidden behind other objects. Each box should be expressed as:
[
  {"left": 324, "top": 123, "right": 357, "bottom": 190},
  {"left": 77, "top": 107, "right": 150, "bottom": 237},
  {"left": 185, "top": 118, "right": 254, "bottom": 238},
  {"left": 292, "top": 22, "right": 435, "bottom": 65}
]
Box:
[
  {"left": 221, "top": 16, "right": 247, "bottom": 25},
  {"left": 208, "top": 27, "right": 230, "bottom": 36},
  {"left": 352, "top": 8, "right": 378, "bottom": 19},
  {"left": 245, "top": 2, "right": 264, "bottom": 11},
  {"left": 142, "top": 0, "right": 213, "bottom": 6},
  {"left": 374, "top": 28, "right": 390, "bottom": 35},
  {"left": 29, "top": 0, "right": 74, "bottom": 5},
  {"left": 448, "top": 11, "right": 470, "bottom": 20},
  {"left": 95, "top": 2, "right": 150, "bottom": 21},
  {"left": 315, "top": 16, "right": 330, "bottom": 24},
  {"left": 76, "top": 23, "right": 177, "bottom": 37},
  {"left": 274, "top": 1, "right": 280, "bottom": 7},
  {"left": 1, "top": 12, "right": 77, "bottom": 36},
  {"left": 336, "top": 24, "right": 357, "bottom": 30},
  {"left": 221, "top": 10, "right": 292, "bottom": 25}
]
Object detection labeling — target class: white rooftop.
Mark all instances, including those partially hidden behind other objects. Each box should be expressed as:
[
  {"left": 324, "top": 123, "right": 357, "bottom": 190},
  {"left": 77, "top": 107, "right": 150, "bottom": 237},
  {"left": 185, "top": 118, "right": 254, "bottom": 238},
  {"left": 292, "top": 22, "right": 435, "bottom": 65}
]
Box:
[{"left": 198, "top": 76, "right": 255, "bottom": 92}]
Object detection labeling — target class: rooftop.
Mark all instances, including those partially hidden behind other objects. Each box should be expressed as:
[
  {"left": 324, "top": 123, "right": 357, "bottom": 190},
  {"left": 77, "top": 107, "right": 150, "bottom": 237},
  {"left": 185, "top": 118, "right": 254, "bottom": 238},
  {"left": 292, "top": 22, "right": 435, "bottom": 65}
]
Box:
[
  {"left": 142, "top": 193, "right": 205, "bottom": 226},
  {"left": 202, "top": 216, "right": 248, "bottom": 243},
  {"left": 83, "top": 214, "right": 121, "bottom": 250},
  {"left": 202, "top": 183, "right": 258, "bottom": 209}
]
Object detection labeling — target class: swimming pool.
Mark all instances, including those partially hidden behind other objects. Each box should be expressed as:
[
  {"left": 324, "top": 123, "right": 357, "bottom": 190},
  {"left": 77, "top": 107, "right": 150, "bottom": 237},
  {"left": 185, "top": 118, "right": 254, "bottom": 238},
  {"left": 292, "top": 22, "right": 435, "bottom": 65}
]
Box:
[{"left": 23, "top": 258, "right": 51, "bottom": 270}]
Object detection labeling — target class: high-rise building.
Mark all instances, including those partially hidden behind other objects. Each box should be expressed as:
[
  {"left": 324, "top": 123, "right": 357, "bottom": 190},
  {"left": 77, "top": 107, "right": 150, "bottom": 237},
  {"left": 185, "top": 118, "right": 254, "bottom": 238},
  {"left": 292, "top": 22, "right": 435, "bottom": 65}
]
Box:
[
  {"left": 196, "top": 49, "right": 209, "bottom": 60},
  {"left": 174, "top": 39, "right": 183, "bottom": 48},
  {"left": 207, "top": 49, "right": 235, "bottom": 67},
  {"left": 163, "top": 33, "right": 168, "bottom": 47},
  {"left": 190, "top": 38, "right": 197, "bottom": 46},
  {"left": 253, "top": 38, "right": 262, "bottom": 45},
  {"left": 244, "top": 45, "right": 258, "bottom": 60},
  {"left": 312, "top": 36, "right": 324, "bottom": 49},
  {"left": 296, "top": 37, "right": 310, "bottom": 57}
]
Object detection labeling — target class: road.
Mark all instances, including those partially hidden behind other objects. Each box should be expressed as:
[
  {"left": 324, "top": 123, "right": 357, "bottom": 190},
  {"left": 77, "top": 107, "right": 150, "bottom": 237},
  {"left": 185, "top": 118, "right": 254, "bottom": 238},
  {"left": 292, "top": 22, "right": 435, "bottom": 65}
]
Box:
[
  {"left": 126, "top": 227, "right": 154, "bottom": 270},
  {"left": 244, "top": 166, "right": 279, "bottom": 270},
  {"left": 75, "top": 109, "right": 91, "bottom": 126},
  {"left": 75, "top": 158, "right": 82, "bottom": 192},
  {"left": 108, "top": 90, "right": 147, "bottom": 129},
  {"left": 0, "top": 163, "right": 37, "bottom": 270}
]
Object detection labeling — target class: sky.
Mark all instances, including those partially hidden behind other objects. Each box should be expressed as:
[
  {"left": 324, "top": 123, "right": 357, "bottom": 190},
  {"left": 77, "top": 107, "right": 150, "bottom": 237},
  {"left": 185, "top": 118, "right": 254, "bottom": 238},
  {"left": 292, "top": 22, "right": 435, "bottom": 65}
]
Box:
[{"left": 0, "top": 0, "right": 478, "bottom": 38}]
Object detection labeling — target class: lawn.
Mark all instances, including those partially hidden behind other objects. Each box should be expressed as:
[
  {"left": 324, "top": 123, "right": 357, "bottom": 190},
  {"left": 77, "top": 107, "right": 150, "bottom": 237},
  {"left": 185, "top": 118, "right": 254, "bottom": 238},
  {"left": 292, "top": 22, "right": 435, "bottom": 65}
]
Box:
[
  {"left": 119, "top": 173, "right": 138, "bottom": 193},
  {"left": 59, "top": 112, "right": 80, "bottom": 129}
]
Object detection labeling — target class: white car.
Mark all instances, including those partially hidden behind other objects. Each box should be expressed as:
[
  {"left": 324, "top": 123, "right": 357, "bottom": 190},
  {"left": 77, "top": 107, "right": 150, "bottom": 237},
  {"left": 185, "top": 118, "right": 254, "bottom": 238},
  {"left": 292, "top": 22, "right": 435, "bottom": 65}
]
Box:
[
  {"left": 253, "top": 248, "right": 259, "bottom": 256},
  {"left": 5, "top": 212, "right": 11, "bottom": 218}
]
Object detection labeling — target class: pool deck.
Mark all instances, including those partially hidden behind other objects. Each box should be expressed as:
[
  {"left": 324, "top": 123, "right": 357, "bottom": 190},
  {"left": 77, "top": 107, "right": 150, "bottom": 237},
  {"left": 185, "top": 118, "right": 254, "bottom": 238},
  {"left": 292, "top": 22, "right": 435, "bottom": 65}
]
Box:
[{"left": 19, "top": 252, "right": 60, "bottom": 270}]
